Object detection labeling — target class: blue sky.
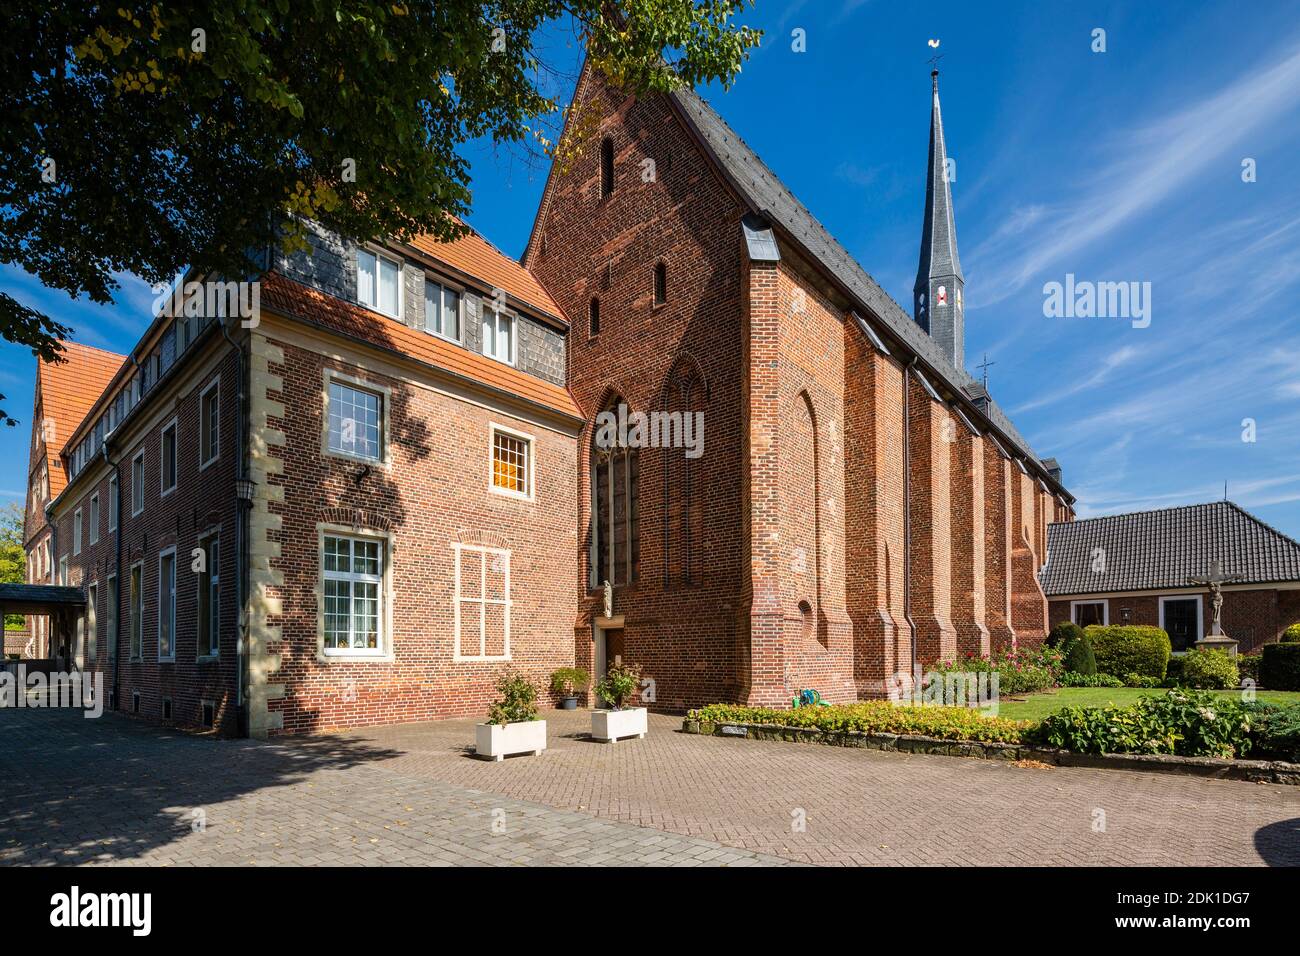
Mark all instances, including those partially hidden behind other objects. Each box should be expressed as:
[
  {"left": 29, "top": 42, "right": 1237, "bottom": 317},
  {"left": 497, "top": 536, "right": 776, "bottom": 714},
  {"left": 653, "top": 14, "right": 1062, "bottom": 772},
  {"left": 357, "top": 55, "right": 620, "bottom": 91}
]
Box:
[{"left": 4, "top": 1, "right": 1300, "bottom": 537}]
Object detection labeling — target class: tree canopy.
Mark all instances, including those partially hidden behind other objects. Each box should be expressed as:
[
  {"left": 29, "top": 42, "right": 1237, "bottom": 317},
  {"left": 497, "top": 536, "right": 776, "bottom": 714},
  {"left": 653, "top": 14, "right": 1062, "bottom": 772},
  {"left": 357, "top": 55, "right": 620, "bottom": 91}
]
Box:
[{"left": 0, "top": 1, "right": 761, "bottom": 424}]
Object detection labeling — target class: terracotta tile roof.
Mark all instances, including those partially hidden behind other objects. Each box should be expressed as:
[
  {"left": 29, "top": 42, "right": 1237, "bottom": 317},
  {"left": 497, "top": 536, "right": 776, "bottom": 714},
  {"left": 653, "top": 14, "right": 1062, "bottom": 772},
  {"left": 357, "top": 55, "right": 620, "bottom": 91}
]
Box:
[
  {"left": 37, "top": 341, "right": 127, "bottom": 498},
  {"left": 406, "top": 225, "right": 563, "bottom": 322},
  {"left": 261, "top": 273, "right": 582, "bottom": 421},
  {"left": 1040, "top": 501, "right": 1300, "bottom": 595}
]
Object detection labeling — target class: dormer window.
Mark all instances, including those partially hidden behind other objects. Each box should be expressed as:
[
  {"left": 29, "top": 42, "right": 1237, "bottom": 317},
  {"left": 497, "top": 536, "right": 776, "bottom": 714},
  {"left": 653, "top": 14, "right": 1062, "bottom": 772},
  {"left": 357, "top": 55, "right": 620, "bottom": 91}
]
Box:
[
  {"left": 600, "top": 136, "right": 615, "bottom": 198},
  {"left": 482, "top": 308, "right": 516, "bottom": 365},
  {"left": 423, "top": 279, "right": 461, "bottom": 342},
  {"left": 357, "top": 248, "right": 402, "bottom": 318}
]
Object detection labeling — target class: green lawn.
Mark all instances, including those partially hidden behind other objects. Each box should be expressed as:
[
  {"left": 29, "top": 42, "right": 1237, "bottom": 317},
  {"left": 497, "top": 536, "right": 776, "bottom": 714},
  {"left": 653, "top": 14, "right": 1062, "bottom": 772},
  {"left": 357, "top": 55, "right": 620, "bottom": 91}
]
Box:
[{"left": 995, "top": 687, "right": 1300, "bottom": 722}]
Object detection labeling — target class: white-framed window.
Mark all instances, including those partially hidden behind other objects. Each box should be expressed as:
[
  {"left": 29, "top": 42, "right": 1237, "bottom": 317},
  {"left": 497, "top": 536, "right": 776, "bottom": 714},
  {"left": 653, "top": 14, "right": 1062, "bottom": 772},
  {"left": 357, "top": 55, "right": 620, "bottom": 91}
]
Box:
[
  {"left": 356, "top": 247, "right": 402, "bottom": 318},
  {"left": 423, "top": 279, "right": 461, "bottom": 342},
  {"left": 490, "top": 424, "right": 533, "bottom": 500},
  {"left": 199, "top": 378, "right": 220, "bottom": 469},
  {"left": 58, "top": 555, "right": 68, "bottom": 586},
  {"left": 131, "top": 450, "right": 145, "bottom": 517},
  {"left": 73, "top": 508, "right": 82, "bottom": 555},
  {"left": 327, "top": 379, "right": 384, "bottom": 462},
  {"left": 107, "top": 573, "right": 118, "bottom": 663},
  {"left": 129, "top": 562, "right": 143, "bottom": 660},
  {"left": 1070, "top": 600, "right": 1108, "bottom": 627},
  {"left": 198, "top": 534, "right": 220, "bottom": 658},
  {"left": 158, "top": 547, "right": 177, "bottom": 661},
  {"left": 160, "top": 418, "right": 178, "bottom": 495},
  {"left": 322, "top": 533, "right": 385, "bottom": 656},
  {"left": 453, "top": 544, "right": 511, "bottom": 661},
  {"left": 108, "top": 475, "right": 118, "bottom": 532},
  {"left": 482, "top": 308, "right": 515, "bottom": 365},
  {"left": 86, "top": 582, "right": 98, "bottom": 665},
  {"left": 89, "top": 494, "right": 100, "bottom": 546},
  {"left": 1159, "top": 595, "right": 1205, "bottom": 654}
]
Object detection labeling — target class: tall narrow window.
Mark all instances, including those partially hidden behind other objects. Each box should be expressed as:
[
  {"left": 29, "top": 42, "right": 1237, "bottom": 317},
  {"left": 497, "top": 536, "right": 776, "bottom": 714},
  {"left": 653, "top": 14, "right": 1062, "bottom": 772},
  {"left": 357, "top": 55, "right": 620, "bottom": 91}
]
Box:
[
  {"left": 589, "top": 297, "right": 600, "bottom": 336},
  {"left": 423, "top": 280, "right": 461, "bottom": 342},
  {"left": 592, "top": 399, "right": 639, "bottom": 587},
  {"left": 129, "top": 563, "right": 142, "bottom": 659},
  {"left": 86, "top": 583, "right": 98, "bottom": 665},
  {"left": 73, "top": 509, "right": 82, "bottom": 555},
  {"left": 454, "top": 545, "right": 511, "bottom": 660},
  {"left": 357, "top": 248, "right": 401, "bottom": 318},
  {"left": 600, "top": 136, "right": 615, "bottom": 198},
  {"left": 107, "top": 574, "right": 118, "bottom": 663},
  {"left": 653, "top": 262, "right": 667, "bottom": 306},
  {"left": 198, "top": 536, "right": 220, "bottom": 657},
  {"left": 482, "top": 309, "right": 515, "bottom": 364},
  {"left": 200, "top": 380, "right": 220, "bottom": 467},
  {"left": 158, "top": 548, "right": 176, "bottom": 661},
  {"left": 160, "top": 420, "right": 177, "bottom": 494},
  {"left": 89, "top": 494, "right": 100, "bottom": 545},
  {"left": 130, "top": 451, "right": 145, "bottom": 517},
  {"left": 108, "top": 474, "right": 119, "bottom": 531},
  {"left": 322, "top": 534, "right": 384, "bottom": 654},
  {"left": 664, "top": 371, "right": 705, "bottom": 587}
]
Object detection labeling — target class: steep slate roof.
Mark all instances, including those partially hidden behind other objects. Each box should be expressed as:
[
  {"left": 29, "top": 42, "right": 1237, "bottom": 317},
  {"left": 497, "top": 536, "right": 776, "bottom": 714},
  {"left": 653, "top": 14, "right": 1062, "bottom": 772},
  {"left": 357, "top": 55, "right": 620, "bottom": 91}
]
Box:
[
  {"left": 36, "top": 342, "right": 127, "bottom": 498},
  {"left": 408, "top": 224, "right": 563, "bottom": 323},
  {"left": 261, "top": 273, "right": 582, "bottom": 421},
  {"left": 1039, "top": 501, "right": 1300, "bottom": 596},
  {"left": 669, "top": 86, "right": 1050, "bottom": 475}
]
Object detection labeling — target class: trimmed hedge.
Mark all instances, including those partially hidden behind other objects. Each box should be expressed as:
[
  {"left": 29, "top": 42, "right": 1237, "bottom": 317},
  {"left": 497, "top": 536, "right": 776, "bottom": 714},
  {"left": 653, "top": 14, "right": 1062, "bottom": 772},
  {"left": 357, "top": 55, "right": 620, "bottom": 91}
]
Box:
[
  {"left": 1282, "top": 623, "right": 1300, "bottom": 643},
  {"left": 1238, "top": 654, "right": 1261, "bottom": 684},
  {"left": 1059, "top": 671, "right": 1123, "bottom": 688},
  {"left": 1047, "top": 620, "right": 1084, "bottom": 649},
  {"left": 1261, "top": 643, "right": 1300, "bottom": 691},
  {"left": 1087, "top": 625, "right": 1171, "bottom": 681},
  {"left": 688, "top": 701, "right": 1029, "bottom": 743},
  {"left": 1064, "top": 633, "right": 1097, "bottom": 675},
  {"left": 1179, "top": 648, "right": 1239, "bottom": 689},
  {"left": 1253, "top": 704, "right": 1300, "bottom": 761}
]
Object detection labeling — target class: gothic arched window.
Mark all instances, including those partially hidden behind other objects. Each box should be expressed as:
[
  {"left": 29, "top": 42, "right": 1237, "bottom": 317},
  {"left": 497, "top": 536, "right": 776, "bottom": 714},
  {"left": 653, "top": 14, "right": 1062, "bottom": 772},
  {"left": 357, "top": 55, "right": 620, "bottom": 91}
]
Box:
[{"left": 592, "top": 398, "right": 639, "bottom": 588}]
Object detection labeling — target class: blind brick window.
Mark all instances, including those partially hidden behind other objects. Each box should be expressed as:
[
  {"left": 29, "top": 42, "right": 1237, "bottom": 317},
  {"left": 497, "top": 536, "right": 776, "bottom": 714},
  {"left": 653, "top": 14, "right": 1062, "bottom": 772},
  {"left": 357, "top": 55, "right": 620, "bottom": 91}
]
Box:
[
  {"left": 454, "top": 545, "right": 510, "bottom": 660},
  {"left": 323, "top": 535, "right": 383, "bottom": 653},
  {"left": 491, "top": 428, "right": 530, "bottom": 497}
]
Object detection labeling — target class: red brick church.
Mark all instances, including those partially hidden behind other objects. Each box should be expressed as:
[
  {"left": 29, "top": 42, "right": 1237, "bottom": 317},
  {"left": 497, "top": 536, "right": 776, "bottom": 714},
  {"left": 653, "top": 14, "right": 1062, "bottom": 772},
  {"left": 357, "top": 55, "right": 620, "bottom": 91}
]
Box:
[{"left": 20, "top": 65, "right": 1074, "bottom": 736}]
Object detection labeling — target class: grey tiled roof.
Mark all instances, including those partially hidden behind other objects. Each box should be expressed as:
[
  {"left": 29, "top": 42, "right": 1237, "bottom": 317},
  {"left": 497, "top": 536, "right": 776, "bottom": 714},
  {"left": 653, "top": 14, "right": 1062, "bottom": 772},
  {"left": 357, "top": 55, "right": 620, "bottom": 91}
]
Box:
[
  {"left": 670, "top": 86, "right": 1052, "bottom": 478},
  {"left": 1039, "top": 501, "right": 1300, "bottom": 596},
  {"left": 0, "top": 584, "right": 86, "bottom": 606}
]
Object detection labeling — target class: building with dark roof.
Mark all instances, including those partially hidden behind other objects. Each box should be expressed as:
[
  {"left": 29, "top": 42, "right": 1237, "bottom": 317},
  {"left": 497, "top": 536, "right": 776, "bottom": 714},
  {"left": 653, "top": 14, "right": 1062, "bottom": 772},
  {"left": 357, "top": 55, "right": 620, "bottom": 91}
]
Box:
[{"left": 1042, "top": 501, "right": 1300, "bottom": 652}]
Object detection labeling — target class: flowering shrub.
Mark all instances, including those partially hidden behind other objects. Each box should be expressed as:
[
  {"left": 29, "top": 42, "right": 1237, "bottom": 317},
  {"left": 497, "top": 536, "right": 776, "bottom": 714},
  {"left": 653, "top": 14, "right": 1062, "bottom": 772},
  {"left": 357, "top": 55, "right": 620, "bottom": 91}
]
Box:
[
  {"left": 689, "top": 701, "right": 1028, "bottom": 743},
  {"left": 1031, "top": 689, "right": 1261, "bottom": 758},
  {"left": 930, "top": 646, "right": 1060, "bottom": 695}
]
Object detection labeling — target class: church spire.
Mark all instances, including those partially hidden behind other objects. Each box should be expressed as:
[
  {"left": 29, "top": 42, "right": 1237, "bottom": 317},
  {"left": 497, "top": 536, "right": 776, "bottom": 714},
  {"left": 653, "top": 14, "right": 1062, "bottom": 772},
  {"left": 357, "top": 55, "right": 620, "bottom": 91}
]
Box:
[{"left": 913, "top": 69, "right": 965, "bottom": 371}]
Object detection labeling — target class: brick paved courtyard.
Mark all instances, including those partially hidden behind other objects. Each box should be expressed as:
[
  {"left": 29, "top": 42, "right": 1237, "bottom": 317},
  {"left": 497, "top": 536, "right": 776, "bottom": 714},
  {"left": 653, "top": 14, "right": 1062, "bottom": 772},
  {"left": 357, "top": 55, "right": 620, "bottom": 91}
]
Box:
[{"left": 2, "top": 706, "right": 1298, "bottom": 866}]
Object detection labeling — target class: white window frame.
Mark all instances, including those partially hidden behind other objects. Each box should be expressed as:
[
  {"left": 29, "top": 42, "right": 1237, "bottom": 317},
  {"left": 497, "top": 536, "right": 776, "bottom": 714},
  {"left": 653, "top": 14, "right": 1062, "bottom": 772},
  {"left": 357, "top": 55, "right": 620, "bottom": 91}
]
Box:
[
  {"left": 319, "top": 530, "right": 390, "bottom": 659},
  {"left": 160, "top": 417, "right": 179, "bottom": 497},
  {"left": 89, "top": 494, "right": 100, "bottom": 546},
  {"left": 131, "top": 450, "right": 145, "bottom": 517},
  {"left": 106, "top": 572, "right": 118, "bottom": 663},
  {"left": 482, "top": 308, "right": 516, "bottom": 366},
  {"left": 108, "top": 474, "right": 118, "bottom": 532},
  {"left": 453, "top": 544, "right": 512, "bottom": 662},
  {"left": 73, "top": 508, "right": 82, "bottom": 555},
  {"left": 86, "top": 581, "right": 98, "bottom": 666},
  {"left": 58, "top": 555, "right": 68, "bottom": 586},
  {"left": 356, "top": 247, "right": 403, "bottom": 319},
  {"left": 1159, "top": 595, "right": 1204, "bottom": 651},
  {"left": 197, "top": 533, "right": 220, "bottom": 660},
  {"left": 158, "top": 546, "right": 177, "bottom": 662},
  {"left": 129, "top": 561, "right": 143, "bottom": 661},
  {"left": 422, "top": 277, "right": 463, "bottom": 344},
  {"left": 323, "top": 372, "right": 388, "bottom": 466},
  {"left": 1070, "top": 599, "right": 1108, "bottom": 627},
  {"left": 489, "top": 423, "right": 534, "bottom": 501},
  {"left": 199, "top": 377, "right": 221, "bottom": 470}
]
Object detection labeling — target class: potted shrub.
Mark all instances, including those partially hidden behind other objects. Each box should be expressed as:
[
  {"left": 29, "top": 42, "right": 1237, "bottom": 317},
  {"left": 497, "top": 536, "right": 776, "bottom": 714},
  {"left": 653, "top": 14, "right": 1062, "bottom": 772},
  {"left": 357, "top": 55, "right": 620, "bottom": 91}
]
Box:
[
  {"left": 475, "top": 672, "right": 546, "bottom": 761},
  {"left": 549, "top": 666, "right": 590, "bottom": 710},
  {"left": 591, "top": 661, "right": 647, "bottom": 743}
]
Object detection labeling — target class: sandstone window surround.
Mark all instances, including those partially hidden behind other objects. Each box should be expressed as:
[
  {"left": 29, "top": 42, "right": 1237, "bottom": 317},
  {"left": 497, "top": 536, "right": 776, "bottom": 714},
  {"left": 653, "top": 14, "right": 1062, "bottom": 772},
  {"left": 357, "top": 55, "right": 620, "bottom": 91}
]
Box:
[{"left": 323, "top": 372, "right": 390, "bottom": 466}]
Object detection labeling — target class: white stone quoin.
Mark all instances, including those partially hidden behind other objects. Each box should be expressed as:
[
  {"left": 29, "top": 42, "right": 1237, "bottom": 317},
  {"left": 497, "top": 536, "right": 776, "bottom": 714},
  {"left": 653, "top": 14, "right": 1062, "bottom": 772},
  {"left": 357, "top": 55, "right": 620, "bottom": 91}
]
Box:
[
  {"left": 591, "top": 707, "right": 648, "bottom": 743},
  {"left": 475, "top": 719, "right": 547, "bottom": 761}
]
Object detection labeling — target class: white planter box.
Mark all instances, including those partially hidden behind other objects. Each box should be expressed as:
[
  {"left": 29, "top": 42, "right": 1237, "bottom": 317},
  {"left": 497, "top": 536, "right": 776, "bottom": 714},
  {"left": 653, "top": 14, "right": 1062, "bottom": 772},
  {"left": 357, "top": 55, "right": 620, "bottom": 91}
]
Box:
[
  {"left": 591, "top": 707, "right": 648, "bottom": 743},
  {"left": 475, "top": 719, "right": 547, "bottom": 761}
]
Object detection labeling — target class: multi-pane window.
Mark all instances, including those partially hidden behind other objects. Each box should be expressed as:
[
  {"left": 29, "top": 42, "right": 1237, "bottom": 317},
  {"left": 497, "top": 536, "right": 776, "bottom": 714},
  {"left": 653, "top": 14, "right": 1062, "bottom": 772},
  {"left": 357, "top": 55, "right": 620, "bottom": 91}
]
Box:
[
  {"left": 198, "top": 536, "right": 220, "bottom": 657},
  {"left": 327, "top": 381, "right": 383, "bottom": 461},
  {"left": 129, "top": 564, "right": 142, "bottom": 659},
  {"left": 86, "top": 583, "right": 97, "bottom": 665},
  {"left": 454, "top": 545, "right": 510, "bottom": 660},
  {"left": 158, "top": 549, "right": 176, "bottom": 660},
  {"left": 593, "top": 404, "right": 639, "bottom": 588},
  {"left": 131, "top": 451, "right": 145, "bottom": 516},
  {"left": 73, "top": 509, "right": 82, "bottom": 555},
  {"left": 107, "top": 574, "right": 118, "bottom": 663},
  {"left": 423, "top": 280, "right": 461, "bottom": 341},
  {"left": 323, "top": 535, "right": 383, "bottom": 653},
  {"left": 482, "top": 309, "right": 515, "bottom": 364},
  {"left": 108, "top": 474, "right": 118, "bottom": 531},
  {"left": 357, "top": 248, "right": 401, "bottom": 318},
  {"left": 89, "top": 494, "right": 99, "bottom": 545},
  {"left": 200, "top": 380, "right": 220, "bottom": 467},
  {"left": 59, "top": 555, "right": 68, "bottom": 586},
  {"left": 491, "top": 428, "right": 531, "bottom": 498},
  {"left": 160, "top": 421, "right": 177, "bottom": 494}
]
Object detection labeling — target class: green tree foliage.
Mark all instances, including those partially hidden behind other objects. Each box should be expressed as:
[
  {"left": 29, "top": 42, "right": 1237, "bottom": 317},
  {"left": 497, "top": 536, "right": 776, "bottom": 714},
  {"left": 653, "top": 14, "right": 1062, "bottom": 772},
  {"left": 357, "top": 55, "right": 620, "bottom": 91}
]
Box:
[
  {"left": 0, "top": 1, "right": 761, "bottom": 422},
  {"left": 1, "top": 502, "right": 26, "bottom": 627}
]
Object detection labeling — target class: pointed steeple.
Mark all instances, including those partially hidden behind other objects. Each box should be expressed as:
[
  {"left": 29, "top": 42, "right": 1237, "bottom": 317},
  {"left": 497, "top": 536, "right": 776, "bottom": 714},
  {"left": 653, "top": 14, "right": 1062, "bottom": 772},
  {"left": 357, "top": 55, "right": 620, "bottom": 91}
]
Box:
[{"left": 913, "top": 69, "right": 965, "bottom": 371}]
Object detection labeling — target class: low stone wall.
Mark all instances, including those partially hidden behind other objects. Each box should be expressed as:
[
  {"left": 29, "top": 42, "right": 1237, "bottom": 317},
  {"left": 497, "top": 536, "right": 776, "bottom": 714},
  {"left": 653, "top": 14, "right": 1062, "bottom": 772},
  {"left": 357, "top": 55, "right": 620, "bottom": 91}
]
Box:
[{"left": 681, "top": 718, "right": 1300, "bottom": 786}]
